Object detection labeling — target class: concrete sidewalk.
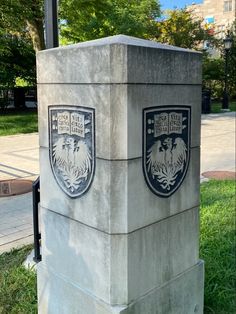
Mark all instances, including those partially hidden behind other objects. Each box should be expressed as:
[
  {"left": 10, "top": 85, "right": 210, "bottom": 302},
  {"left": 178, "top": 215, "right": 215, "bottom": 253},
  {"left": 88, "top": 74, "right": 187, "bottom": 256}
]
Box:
[
  {"left": 0, "top": 133, "right": 39, "bottom": 181},
  {"left": 201, "top": 112, "right": 235, "bottom": 174},
  {"left": 0, "top": 133, "right": 39, "bottom": 254},
  {"left": 0, "top": 194, "right": 34, "bottom": 253},
  {"left": 0, "top": 112, "right": 235, "bottom": 254}
]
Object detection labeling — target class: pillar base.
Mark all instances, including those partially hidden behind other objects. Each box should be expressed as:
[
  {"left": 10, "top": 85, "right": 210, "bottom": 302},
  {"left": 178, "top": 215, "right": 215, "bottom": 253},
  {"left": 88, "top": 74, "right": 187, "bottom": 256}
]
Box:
[{"left": 38, "top": 261, "right": 204, "bottom": 314}]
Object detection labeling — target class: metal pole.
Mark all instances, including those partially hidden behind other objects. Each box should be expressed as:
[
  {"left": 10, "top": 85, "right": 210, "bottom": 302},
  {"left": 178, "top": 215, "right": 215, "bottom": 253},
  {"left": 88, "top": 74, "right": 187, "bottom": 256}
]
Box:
[
  {"left": 32, "top": 177, "right": 41, "bottom": 262},
  {"left": 222, "top": 49, "right": 229, "bottom": 110},
  {"left": 45, "top": 0, "right": 59, "bottom": 49}
]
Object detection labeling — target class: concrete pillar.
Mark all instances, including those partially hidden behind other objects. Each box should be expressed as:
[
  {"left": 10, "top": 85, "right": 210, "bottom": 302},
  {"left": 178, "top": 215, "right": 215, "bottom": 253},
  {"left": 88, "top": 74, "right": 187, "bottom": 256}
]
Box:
[{"left": 37, "top": 35, "right": 204, "bottom": 314}]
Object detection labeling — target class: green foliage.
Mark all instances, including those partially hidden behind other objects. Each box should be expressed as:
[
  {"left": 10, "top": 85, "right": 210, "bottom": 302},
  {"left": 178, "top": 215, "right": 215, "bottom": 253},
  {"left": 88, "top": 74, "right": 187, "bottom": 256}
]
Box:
[
  {"left": 0, "top": 1, "right": 40, "bottom": 87},
  {"left": 0, "top": 0, "right": 24, "bottom": 33},
  {"left": 0, "top": 0, "right": 160, "bottom": 86},
  {"left": 0, "top": 33, "right": 36, "bottom": 88},
  {"left": 202, "top": 56, "right": 224, "bottom": 99},
  {"left": 0, "top": 0, "right": 45, "bottom": 51},
  {"left": 0, "top": 0, "right": 44, "bottom": 35},
  {"left": 0, "top": 245, "right": 37, "bottom": 314},
  {"left": 15, "top": 78, "right": 30, "bottom": 87},
  {"left": 59, "top": 0, "right": 160, "bottom": 43},
  {"left": 203, "top": 21, "right": 236, "bottom": 100},
  {"left": 203, "top": 57, "right": 224, "bottom": 81},
  {"left": 155, "top": 9, "right": 211, "bottom": 49},
  {"left": 0, "top": 111, "right": 38, "bottom": 135},
  {"left": 200, "top": 180, "right": 236, "bottom": 313}
]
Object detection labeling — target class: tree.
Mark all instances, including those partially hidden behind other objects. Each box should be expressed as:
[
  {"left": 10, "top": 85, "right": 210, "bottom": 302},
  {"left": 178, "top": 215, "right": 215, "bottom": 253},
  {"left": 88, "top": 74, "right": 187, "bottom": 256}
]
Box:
[
  {"left": 59, "top": 0, "right": 160, "bottom": 44},
  {"left": 154, "top": 9, "right": 211, "bottom": 49},
  {"left": 0, "top": 0, "right": 161, "bottom": 89},
  {"left": 202, "top": 55, "right": 224, "bottom": 98},
  {"left": 0, "top": 32, "right": 36, "bottom": 87},
  {"left": 0, "top": 0, "right": 161, "bottom": 50},
  {"left": 0, "top": 0, "right": 44, "bottom": 52},
  {"left": 202, "top": 22, "right": 236, "bottom": 100},
  {"left": 0, "top": 31, "right": 36, "bottom": 110}
]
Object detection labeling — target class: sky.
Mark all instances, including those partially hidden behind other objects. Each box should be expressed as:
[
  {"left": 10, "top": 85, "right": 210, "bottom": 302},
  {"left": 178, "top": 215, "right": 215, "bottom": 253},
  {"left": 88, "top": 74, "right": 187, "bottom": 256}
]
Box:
[{"left": 159, "top": 0, "right": 203, "bottom": 10}]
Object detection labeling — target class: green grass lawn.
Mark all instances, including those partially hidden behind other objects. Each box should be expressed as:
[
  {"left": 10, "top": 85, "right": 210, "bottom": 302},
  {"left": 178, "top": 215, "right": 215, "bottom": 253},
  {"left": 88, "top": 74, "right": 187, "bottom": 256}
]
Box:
[
  {"left": 210, "top": 101, "right": 236, "bottom": 113},
  {"left": 0, "top": 180, "right": 235, "bottom": 313},
  {"left": 0, "top": 245, "right": 37, "bottom": 314},
  {"left": 0, "top": 111, "right": 38, "bottom": 136},
  {"left": 200, "top": 180, "right": 236, "bottom": 313}
]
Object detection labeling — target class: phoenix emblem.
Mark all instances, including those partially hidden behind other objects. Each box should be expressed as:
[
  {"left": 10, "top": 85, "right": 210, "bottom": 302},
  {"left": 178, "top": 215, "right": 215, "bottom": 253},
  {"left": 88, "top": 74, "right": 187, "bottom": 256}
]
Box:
[
  {"left": 143, "top": 106, "right": 191, "bottom": 197},
  {"left": 49, "top": 106, "right": 95, "bottom": 198}
]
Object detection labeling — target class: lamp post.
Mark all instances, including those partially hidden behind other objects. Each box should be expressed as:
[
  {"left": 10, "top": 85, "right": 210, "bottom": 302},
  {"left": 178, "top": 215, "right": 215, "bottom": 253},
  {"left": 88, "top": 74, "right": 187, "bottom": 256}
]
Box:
[
  {"left": 45, "top": 0, "right": 59, "bottom": 49},
  {"left": 222, "top": 32, "right": 233, "bottom": 110}
]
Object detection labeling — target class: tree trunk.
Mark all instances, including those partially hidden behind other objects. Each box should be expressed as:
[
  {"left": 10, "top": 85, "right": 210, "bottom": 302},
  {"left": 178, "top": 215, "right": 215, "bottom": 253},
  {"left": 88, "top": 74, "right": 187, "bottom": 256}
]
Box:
[{"left": 26, "top": 18, "right": 45, "bottom": 51}]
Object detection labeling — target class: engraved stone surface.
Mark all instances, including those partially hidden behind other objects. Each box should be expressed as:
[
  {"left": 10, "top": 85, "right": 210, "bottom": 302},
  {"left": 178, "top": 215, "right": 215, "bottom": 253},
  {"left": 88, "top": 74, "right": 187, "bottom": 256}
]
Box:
[
  {"left": 49, "top": 106, "right": 95, "bottom": 198},
  {"left": 38, "top": 84, "right": 201, "bottom": 160},
  {"left": 37, "top": 35, "right": 203, "bottom": 314},
  {"left": 39, "top": 146, "right": 200, "bottom": 233},
  {"left": 143, "top": 106, "right": 191, "bottom": 197}
]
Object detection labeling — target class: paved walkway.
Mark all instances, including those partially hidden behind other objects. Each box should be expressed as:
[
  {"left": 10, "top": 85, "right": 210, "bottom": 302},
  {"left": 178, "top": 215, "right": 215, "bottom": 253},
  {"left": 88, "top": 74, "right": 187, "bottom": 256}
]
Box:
[
  {"left": 0, "top": 194, "right": 34, "bottom": 253},
  {"left": 201, "top": 112, "right": 235, "bottom": 174},
  {"left": 0, "top": 133, "right": 39, "bottom": 181},
  {"left": 0, "top": 133, "right": 39, "bottom": 254},
  {"left": 0, "top": 112, "right": 235, "bottom": 253}
]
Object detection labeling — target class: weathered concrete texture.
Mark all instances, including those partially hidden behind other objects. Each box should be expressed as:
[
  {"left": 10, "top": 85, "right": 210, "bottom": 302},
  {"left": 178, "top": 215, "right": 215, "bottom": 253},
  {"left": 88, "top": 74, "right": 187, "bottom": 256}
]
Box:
[
  {"left": 38, "top": 261, "right": 204, "bottom": 314},
  {"left": 38, "top": 263, "right": 126, "bottom": 314},
  {"left": 126, "top": 44, "right": 201, "bottom": 85},
  {"left": 38, "top": 82, "right": 201, "bottom": 159},
  {"left": 37, "top": 35, "right": 203, "bottom": 314},
  {"left": 39, "top": 206, "right": 199, "bottom": 305},
  {"left": 39, "top": 147, "right": 200, "bottom": 233},
  {"left": 123, "top": 261, "right": 204, "bottom": 314},
  {"left": 37, "top": 35, "right": 201, "bottom": 85}
]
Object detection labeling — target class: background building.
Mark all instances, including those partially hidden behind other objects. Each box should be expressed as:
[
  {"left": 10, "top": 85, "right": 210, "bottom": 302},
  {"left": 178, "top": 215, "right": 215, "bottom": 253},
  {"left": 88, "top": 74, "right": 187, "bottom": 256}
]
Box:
[{"left": 188, "top": 0, "right": 235, "bottom": 39}]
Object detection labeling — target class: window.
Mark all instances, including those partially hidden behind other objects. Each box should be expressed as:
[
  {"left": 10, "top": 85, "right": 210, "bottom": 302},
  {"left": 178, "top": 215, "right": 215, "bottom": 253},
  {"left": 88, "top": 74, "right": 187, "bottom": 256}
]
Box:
[{"left": 224, "top": 0, "right": 232, "bottom": 12}]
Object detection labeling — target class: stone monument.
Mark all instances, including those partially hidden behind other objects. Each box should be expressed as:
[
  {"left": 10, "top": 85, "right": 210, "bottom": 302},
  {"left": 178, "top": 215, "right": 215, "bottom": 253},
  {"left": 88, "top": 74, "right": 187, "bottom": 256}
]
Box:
[{"left": 37, "top": 35, "right": 204, "bottom": 313}]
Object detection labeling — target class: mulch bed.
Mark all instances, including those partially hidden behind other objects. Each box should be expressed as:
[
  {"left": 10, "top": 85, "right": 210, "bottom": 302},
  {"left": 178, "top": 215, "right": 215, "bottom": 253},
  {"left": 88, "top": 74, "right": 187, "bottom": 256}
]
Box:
[{"left": 202, "top": 171, "right": 236, "bottom": 180}]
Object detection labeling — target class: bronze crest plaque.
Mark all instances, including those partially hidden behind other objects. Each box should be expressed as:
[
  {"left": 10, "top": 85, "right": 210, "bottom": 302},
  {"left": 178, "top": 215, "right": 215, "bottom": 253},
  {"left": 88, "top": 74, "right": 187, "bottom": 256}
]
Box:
[
  {"left": 49, "top": 105, "right": 95, "bottom": 198},
  {"left": 143, "top": 106, "right": 191, "bottom": 198}
]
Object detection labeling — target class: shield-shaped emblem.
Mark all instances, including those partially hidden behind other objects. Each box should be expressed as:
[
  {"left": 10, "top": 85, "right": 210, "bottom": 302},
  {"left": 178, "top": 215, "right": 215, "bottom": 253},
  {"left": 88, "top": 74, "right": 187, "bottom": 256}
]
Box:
[
  {"left": 49, "top": 105, "right": 95, "bottom": 198},
  {"left": 143, "top": 106, "right": 191, "bottom": 198}
]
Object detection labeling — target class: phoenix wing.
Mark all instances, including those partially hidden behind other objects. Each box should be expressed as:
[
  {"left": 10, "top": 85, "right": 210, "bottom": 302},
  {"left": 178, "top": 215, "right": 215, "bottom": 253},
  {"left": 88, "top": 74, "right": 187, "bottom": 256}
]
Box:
[
  {"left": 146, "top": 140, "right": 165, "bottom": 172},
  {"left": 52, "top": 137, "right": 67, "bottom": 168},
  {"left": 172, "top": 138, "right": 187, "bottom": 168},
  {"left": 74, "top": 141, "right": 92, "bottom": 174}
]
